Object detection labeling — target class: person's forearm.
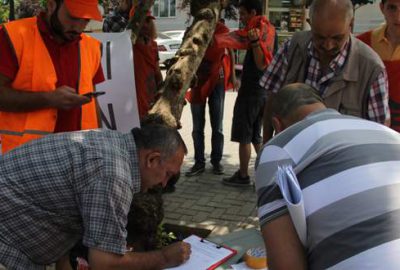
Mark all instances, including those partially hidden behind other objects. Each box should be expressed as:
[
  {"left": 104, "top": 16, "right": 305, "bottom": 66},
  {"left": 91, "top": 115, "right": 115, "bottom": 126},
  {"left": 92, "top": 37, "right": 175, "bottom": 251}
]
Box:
[
  {"left": 56, "top": 254, "right": 73, "bottom": 270},
  {"left": 251, "top": 42, "right": 267, "bottom": 71},
  {"left": 90, "top": 250, "right": 167, "bottom": 270},
  {"left": 263, "top": 94, "right": 274, "bottom": 143},
  {"left": 124, "top": 250, "right": 168, "bottom": 270},
  {"left": 384, "top": 118, "right": 391, "bottom": 127},
  {"left": 0, "top": 85, "right": 54, "bottom": 112}
]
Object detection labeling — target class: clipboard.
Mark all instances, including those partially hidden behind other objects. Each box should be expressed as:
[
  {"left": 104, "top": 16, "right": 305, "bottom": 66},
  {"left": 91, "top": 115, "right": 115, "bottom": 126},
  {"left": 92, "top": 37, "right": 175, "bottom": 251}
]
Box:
[{"left": 164, "top": 235, "right": 237, "bottom": 270}]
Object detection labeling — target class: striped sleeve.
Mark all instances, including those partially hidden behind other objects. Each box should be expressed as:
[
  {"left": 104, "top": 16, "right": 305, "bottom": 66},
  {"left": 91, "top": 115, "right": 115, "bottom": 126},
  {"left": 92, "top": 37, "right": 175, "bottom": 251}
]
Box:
[{"left": 256, "top": 145, "right": 294, "bottom": 226}]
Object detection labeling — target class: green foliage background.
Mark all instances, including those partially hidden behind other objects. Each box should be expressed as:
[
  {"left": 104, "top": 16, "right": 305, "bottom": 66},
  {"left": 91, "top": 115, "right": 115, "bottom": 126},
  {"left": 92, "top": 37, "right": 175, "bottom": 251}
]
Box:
[{"left": 0, "top": 2, "right": 11, "bottom": 23}]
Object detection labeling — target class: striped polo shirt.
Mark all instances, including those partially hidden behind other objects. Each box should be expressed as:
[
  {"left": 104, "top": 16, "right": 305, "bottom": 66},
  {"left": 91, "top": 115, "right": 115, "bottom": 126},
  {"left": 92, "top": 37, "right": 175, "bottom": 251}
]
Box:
[{"left": 255, "top": 109, "right": 400, "bottom": 269}]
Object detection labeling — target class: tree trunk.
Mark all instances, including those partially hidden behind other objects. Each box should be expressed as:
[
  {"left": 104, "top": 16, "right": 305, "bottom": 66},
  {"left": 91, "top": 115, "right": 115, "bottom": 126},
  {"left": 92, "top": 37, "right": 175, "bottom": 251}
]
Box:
[{"left": 146, "top": 1, "right": 221, "bottom": 128}]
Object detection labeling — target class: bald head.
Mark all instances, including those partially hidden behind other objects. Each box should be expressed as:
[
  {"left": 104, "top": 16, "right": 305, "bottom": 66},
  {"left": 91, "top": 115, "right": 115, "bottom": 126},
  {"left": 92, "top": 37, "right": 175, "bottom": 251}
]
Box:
[
  {"left": 309, "top": 0, "right": 354, "bottom": 23},
  {"left": 308, "top": 0, "right": 354, "bottom": 63},
  {"left": 271, "top": 83, "right": 326, "bottom": 132}
]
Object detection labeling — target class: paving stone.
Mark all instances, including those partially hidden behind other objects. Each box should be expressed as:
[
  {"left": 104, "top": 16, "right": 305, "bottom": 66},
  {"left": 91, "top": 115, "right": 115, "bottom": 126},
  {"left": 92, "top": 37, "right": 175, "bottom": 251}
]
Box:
[
  {"left": 177, "top": 209, "right": 196, "bottom": 216},
  {"left": 196, "top": 196, "right": 213, "bottom": 206},
  {"left": 209, "top": 209, "right": 225, "bottom": 219},
  {"left": 191, "top": 205, "right": 214, "bottom": 213},
  {"left": 222, "top": 199, "right": 247, "bottom": 206},
  {"left": 192, "top": 212, "right": 209, "bottom": 223},
  {"left": 220, "top": 214, "right": 244, "bottom": 222},
  {"left": 239, "top": 203, "right": 257, "bottom": 215},
  {"left": 206, "top": 201, "right": 230, "bottom": 208},
  {"left": 181, "top": 200, "right": 196, "bottom": 209},
  {"left": 164, "top": 212, "right": 182, "bottom": 220},
  {"left": 226, "top": 207, "right": 240, "bottom": 215},
  {"left": 211, "top": 194, "right": 227, "bottom": 202}
]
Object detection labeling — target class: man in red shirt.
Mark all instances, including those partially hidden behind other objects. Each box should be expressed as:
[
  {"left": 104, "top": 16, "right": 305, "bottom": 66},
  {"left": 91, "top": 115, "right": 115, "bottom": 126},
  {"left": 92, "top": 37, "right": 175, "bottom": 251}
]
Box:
[
  {"left": 0, "top": 0, "right": 105, "bottom": 153},
  {"left": 358, "top": 0, "right": 400, "bottom": 131},
  {"left": 184, "top": 20, "right": 232, "bottom": 177}
]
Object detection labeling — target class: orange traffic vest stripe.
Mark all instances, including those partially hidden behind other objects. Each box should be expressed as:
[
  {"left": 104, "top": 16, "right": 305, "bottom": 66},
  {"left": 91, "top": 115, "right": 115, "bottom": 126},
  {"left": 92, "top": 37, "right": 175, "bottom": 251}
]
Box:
[{"left": 0, "top": 17, "right": 101, "bottom": 153}]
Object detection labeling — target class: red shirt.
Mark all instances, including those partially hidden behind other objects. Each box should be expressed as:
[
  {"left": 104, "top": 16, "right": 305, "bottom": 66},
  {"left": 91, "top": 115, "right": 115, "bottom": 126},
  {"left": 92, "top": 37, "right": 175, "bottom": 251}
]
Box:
[
  {"left": 0, "top": 14, "right": 105, "bottom": 132},
  {"left": 133, "top": 40, "right": 159, "bottom": 119}
]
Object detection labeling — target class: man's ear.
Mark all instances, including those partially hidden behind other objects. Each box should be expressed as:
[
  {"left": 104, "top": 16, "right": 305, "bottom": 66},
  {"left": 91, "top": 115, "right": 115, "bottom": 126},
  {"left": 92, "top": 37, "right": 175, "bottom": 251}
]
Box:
[
  {"left": 145, "top": 151, "right": 161, "bottom": 169},
  {"left": 251, "top": 9, "right": 257, "bottom": 17},
  {"left": 272, "top": 116, "right": 284, "bottom": 134},
  {"left": 349, "top": 17, "right": 355, "bottom": 31}
]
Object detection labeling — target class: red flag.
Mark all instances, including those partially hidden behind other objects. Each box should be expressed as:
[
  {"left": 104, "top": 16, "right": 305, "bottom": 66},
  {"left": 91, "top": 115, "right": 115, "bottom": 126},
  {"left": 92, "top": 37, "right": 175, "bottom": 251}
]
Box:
[
  {"left": 215, "top": 16, "right": 275, "bottom": 66},
  {"left": 222, "top": 51, "right": 234, "bottom": 91}
]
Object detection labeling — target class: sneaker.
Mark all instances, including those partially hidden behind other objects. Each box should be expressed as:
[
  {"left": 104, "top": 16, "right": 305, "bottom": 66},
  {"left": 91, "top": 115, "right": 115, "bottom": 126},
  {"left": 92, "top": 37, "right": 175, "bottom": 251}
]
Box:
[
  {"left": 222, "top": 171, "right": 250, "bottom": 187},
  {"left": 212, "top": 163, "right": 224, "bottom": 175},
  {"left": 185, "top": 162, "right": 205, "bottom": 177}
]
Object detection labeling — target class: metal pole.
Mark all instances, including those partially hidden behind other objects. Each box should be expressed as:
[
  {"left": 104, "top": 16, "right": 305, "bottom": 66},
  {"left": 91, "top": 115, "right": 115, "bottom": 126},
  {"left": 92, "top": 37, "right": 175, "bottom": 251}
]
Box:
[{"left": 9, "top": 0, "right": 15, "bottom": 21}]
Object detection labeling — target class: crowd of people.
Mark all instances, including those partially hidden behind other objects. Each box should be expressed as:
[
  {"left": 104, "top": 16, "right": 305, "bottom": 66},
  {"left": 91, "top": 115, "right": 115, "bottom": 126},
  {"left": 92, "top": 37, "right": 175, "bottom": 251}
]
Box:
[{"left": 1, "top": 0, "right": 400, "bottom": 269}]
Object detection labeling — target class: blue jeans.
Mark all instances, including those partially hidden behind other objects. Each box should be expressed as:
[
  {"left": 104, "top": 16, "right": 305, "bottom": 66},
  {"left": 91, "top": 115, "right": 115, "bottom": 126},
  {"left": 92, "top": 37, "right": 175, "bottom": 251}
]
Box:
[{"left": 191, "top": 82, "right": 225, "bottom": 165}]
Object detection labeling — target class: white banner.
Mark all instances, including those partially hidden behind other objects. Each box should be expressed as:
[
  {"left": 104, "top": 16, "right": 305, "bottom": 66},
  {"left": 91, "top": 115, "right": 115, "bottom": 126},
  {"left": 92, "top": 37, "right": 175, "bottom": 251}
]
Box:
[{"left": 89, "top": 31, "right": 140, "bottom": 132}]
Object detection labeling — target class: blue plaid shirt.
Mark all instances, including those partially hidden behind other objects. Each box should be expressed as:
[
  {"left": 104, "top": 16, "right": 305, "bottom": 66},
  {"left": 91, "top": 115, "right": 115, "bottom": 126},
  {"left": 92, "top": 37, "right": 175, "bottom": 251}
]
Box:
[{"left": 0, "top": 129, "right": 141, "bottom": 269}]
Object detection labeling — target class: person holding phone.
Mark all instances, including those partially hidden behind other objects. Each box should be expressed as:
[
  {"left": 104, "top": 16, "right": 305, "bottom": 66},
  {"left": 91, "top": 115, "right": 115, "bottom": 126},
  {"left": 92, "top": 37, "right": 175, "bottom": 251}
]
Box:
[
  {"left": 0, "top": 0, "right": 105, "bottom": 153},
  {"left": 83, "top": 91, "right": 106, "bottom": 99}
]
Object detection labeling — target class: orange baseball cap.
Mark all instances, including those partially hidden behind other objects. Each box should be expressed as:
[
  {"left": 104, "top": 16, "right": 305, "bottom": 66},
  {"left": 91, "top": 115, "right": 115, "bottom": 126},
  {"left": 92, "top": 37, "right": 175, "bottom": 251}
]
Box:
[{"left": 64, "top": 0, "right": 102, "bottom": 22}]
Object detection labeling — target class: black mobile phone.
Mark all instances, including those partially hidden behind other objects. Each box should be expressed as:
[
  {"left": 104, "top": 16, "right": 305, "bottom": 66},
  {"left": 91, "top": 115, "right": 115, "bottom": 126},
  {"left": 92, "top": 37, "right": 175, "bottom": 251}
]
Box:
[{"left": 83, "top": 91, "right": 106, "bottom": 98}]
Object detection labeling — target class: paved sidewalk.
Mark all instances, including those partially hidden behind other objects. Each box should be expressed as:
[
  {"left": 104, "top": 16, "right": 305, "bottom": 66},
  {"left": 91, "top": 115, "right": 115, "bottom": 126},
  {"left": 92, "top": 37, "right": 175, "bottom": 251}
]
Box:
[{"left": 163, "top": 91, "right": 260, "bottom": 236}]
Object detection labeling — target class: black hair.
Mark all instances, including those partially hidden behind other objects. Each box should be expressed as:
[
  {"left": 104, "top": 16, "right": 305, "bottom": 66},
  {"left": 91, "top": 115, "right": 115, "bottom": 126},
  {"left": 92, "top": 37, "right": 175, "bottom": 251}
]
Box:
[
  {"left": 131, "top": 124, "right": 187, "bottom": 159},
  {"left": 238, "top": 0, "right": 262, "bottom": 15},
  {"left": 272, "top": 83, "right": 323, "bottom": 119}
]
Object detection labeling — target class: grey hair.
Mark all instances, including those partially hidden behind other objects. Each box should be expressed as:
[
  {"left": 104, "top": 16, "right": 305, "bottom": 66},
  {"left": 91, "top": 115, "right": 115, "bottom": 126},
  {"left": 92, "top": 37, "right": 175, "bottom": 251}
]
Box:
[
  {"left": 131, "top": 124, "right": 187, "bottom": 159},
  {"left": 309, "top": 0, "right": 354, "bottom": 23},
  {"left": 272, "top": 83, "right": 323, "bottom": 119}
]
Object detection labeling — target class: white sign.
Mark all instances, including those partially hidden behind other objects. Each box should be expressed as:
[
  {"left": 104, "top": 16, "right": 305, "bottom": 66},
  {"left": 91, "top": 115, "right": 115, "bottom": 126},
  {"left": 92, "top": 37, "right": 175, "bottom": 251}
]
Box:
[{"left": 89, "top": 31, "right": 140, "bottom": 132}]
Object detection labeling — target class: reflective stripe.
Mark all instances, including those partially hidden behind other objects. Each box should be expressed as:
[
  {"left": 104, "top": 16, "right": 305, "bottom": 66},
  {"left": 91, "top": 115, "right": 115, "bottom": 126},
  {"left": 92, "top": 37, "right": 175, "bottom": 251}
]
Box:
[{"left": 0, "top": 130, "right": 52, "bottom": 136}]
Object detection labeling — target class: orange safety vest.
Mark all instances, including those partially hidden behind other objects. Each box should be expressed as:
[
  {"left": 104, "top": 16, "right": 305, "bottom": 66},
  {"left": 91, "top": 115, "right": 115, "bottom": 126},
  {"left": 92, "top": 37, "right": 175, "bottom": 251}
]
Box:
[{"left": 0, "top": 17, "right": 101, "bottom": 153}]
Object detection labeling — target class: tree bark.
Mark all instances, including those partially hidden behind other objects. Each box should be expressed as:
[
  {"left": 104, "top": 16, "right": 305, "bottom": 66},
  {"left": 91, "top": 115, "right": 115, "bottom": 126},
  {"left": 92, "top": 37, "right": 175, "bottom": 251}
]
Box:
[{"left": 146, "top": 1, "right": 221, "bottom": 128}]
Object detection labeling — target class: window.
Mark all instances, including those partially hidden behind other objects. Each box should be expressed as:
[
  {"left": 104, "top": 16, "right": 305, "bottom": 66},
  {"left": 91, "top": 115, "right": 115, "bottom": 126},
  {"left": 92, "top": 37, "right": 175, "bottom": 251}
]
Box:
[{"left": 152, "top": 0, "right": 176, "bottom": 18}]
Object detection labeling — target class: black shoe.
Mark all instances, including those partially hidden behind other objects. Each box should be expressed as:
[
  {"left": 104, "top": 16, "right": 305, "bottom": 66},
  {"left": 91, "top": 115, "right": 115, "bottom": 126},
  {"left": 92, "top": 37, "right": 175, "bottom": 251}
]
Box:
[
  {"left": 185, "top": 162, "right": 205, "bottom": 177},
  {"left": 222, "top": 171, "right": 250, "bottom": 187},
  {"left": 212, "top": 163, "right": 224, "bottom": 175}
]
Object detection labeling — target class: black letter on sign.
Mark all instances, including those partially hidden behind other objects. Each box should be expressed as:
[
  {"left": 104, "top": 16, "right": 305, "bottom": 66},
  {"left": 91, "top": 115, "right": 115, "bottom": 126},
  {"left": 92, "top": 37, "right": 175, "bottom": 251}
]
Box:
[
  {"left": 100, "top": 103, "right": 117, "bottom": 130},
  {"left": 106, "top": 41, "right": 112, "bottom": 80},
  {"left": 100, "top": 41, "right": 112, "bottom": 80}
]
